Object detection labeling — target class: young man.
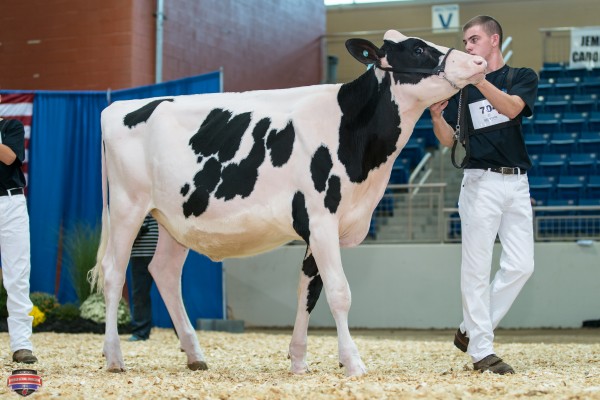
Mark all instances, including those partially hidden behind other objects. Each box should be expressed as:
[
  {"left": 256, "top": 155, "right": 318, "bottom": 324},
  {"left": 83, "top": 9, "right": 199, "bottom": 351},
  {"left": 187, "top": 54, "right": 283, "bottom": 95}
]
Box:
[
  {"left": 430, "top": 16, "right": 538, "bottom": 374},
  {"left": 0, "top": 95, "right": 38, "bottom": 364}
]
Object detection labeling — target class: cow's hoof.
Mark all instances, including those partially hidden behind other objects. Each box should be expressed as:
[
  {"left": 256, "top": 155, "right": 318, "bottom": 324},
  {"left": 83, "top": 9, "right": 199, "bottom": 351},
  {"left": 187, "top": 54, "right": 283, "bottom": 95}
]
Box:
[
  {"left": 188, "top": 361, "right": 208, "bottom": 371},
  {"left": 107, "top": 366, "right": 125, "bottom": 373}
]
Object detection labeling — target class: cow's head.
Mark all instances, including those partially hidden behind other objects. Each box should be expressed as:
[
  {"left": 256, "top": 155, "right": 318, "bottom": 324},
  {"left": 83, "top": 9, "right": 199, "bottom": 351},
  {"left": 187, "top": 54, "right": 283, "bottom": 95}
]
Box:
[{"left": 346, "top": 30, "right": 486, "bottom": 106}]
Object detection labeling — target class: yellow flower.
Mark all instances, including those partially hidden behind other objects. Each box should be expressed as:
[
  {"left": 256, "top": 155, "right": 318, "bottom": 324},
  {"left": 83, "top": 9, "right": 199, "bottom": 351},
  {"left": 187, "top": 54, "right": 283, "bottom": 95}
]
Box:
[{"left": 29, "top": 305, "right": 46, "bottom": 327}]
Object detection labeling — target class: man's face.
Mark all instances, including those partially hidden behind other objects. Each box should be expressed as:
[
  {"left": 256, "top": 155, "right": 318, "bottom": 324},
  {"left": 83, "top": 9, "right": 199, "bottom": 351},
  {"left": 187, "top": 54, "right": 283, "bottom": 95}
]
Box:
[{"left": 462, "top": 25, "right": 497, "bottom": 60}]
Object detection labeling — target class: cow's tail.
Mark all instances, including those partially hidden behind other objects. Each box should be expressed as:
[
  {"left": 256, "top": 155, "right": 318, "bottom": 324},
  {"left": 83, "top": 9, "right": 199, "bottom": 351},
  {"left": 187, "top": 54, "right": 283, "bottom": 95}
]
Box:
[{"left": 89, "top": 137, "right": 109, "bottom": 293}]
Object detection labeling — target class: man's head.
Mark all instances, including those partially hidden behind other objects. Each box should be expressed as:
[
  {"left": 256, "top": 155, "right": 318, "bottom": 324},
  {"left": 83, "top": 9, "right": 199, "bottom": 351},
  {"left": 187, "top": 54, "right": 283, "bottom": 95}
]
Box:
[{"left": 462, "top": 15, "right": 503, "bottom": 60}]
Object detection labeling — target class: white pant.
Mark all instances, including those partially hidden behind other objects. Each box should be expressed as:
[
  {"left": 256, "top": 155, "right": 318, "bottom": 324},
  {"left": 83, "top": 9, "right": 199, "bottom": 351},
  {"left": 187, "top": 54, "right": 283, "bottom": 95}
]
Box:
[
  {"left": 458, "top": 169, "right": 534, "bottom": 363},
  {"left": 0, "top": 194, "right": 33, "bottom": 353}
]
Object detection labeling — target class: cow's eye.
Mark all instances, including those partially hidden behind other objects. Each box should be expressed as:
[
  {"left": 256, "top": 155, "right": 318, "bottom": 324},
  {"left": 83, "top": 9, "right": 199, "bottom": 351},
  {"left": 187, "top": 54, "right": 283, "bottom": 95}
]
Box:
[{"left": 414, "top": 47, "right": 424, "bottom": 55}]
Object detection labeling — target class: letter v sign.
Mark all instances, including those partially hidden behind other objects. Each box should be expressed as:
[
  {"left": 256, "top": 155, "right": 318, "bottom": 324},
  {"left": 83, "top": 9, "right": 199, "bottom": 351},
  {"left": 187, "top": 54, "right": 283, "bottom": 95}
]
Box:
[{"left": 432, "top": 4, "right": 460, "bottom": 32}]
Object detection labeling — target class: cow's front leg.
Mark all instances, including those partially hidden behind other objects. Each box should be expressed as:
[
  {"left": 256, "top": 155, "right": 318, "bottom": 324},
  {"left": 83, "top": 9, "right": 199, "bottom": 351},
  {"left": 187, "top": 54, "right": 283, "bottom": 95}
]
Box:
[
  {"left": 289, "top": 247, "right": 323, "bottom": 374},
  {"left": 149, "top": 225, "right": 207, "bottom": 371},
  {"left": 310, "top": 226, "right": 366, "bottom": 377}
]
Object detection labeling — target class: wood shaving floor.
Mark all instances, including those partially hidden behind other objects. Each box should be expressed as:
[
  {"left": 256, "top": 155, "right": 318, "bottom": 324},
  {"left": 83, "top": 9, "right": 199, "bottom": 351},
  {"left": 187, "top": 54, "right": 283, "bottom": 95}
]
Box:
[{"left": 1, "top": 328, "right": 599, "bottom": 399}]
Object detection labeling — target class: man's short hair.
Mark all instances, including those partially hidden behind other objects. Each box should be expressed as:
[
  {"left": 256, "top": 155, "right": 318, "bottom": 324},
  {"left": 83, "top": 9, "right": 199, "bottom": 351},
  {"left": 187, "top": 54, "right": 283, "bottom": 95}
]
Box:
[{"left": 463, "top": 15, "right": 503, "bottom": 45}]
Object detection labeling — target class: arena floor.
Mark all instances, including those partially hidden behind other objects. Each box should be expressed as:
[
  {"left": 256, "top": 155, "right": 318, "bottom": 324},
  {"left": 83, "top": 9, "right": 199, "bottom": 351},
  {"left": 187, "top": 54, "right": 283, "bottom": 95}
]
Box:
[{"left": 1, "top": 328, "right": 599, "bottom": 399}]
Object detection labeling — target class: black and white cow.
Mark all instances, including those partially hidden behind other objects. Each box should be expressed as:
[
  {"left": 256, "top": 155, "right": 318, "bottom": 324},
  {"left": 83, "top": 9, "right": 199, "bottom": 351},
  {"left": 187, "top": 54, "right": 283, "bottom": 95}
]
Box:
[{"left": 91, "top": 30, "right": 485, "bottom": 376}]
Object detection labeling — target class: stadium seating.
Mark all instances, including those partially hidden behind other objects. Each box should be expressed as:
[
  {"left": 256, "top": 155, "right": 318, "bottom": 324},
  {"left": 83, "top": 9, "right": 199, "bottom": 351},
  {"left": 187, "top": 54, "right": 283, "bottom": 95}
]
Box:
[
  {"left": 537, "top": 78, "right": 555, "bottom": 97},
  {"left": 533, "top": 113, "right": 562, "bottom": 134},
  {"left": 561, "top": 112, "right": 588, "bottom": 132},
  {"left": 554, "top": 77, "right": 580, "bottom": 95},
  {"left": 570, "top": 94, "right": 597, "bottom": 113},
  {"left": 588, "top": 112, "right": 600, "bottom": 131},
  {"left": 402, "top": 137, "right": 426, "bottom": 169},
  {"left": 544, "top": 94, "right": 570, "bottom": 114},
  {"left": 539, "top": 63, "right": 564, "bottom": 80},
  {"left": 585, "top": 175, "right": 600, "bottom": 198},
  {"left": 549, "top": 132, "right": 578, "bottom": 154},
  {"left": 568, "top": 152, "right": 597, "bottom": 175},
  {"left": 525, "top": 133, "right": 550, "bottom": 155},
  {"left": 538, "top": 153, "right": 568, "bottom": 176},
  {"left": 528, "top": 175, "right": 556, "bottom": 203},
  {"left": 578, "top": 131, "right": 600, "bottom": 153},
  {"left": 556, "top": 175, "right": 587, "bottom": 200},
  {"left": 580, "top": 76, "right": 600, "bottom": 95}
]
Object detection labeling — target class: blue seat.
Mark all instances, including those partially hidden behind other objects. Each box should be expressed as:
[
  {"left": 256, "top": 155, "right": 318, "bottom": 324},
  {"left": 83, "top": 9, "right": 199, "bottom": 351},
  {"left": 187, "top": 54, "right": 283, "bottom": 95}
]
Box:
[
  {"left": 413, "top": 118, "right": 436, "bottom": 147},
  {"left": 533, "top": 113, "right": 562, "bottom": 134},
  {"left": 554, "top": 77, "right": 581, "bottom": 95},
  {"left": 402, "top": 137, "right": 425, "bottom": 169},
  {"left": 549, "top": 132, "right": 578, "bottom": 154},
  {"left": 580, "top": 76, "right": 600, "bottom": 95},
  {"left": 570, "top": 94, "right": 598, "bottom": 113},
  {"left": 525, "top": 133, "right": 550, "bottom": 155},
  {"left": 533, "top": 96, "right": 546, "bottom": 114},
  {"left": 522, "top": 116, "right": 535, "bottom": 134},
  {"left": 544, "top": 95, "right": 571, "bottom": 114},
  {"left": 539, "top": 63, "right": 564, "bottom": 80},
  {"left": 578, "top": 131, "right": 600, "bottom": 153},
  {"left": 537, "top": 78, "right": 555, "bottom": 97},
  {"left": 538, "top": 153, "right": 568, "bottom": 176},
  {"left": 586, "top": 175, "right": 600, "bottom": 198},
  {"left": 556, "top": 175, "right": 586, "bottom": 200},
  {"left": 563, "top": 67, "right": 589, "bottom": 79},
  {"left": 561, "top": 112, "right": 588, "bottom": 132},
  {"left": 568, "top": 152, "right": 597, "bottom": 175},
  {"left": 528, "top": 176, "right": 556, "bottom": 203},
  {"left": 588, "top": 112, "right": 600, "bottom": 131},
  {"left": 389, "top": 163, "right": 408, "bottom": 184}
]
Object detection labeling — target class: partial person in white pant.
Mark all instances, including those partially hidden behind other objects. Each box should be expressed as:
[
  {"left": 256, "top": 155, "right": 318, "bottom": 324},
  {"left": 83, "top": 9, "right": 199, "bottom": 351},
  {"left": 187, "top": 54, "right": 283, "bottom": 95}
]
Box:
[
  {"left": 430, "top": 16, "right": 537, "bottom": 374},
  {"left": 0, "top": 94, "right": 37, "bottom": 364}
]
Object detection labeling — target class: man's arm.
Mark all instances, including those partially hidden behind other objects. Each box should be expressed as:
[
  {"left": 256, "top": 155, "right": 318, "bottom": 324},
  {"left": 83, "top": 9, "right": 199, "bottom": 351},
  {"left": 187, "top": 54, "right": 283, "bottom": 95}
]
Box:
[
  {"left": 0, "top": 144, "right": 17, "bottom": 165},
  {"left": 430, "top": 100, "right": 456, "bottom": 148},
  {"left": 475, "top": 79, "right": 526, "bottom": 120}
]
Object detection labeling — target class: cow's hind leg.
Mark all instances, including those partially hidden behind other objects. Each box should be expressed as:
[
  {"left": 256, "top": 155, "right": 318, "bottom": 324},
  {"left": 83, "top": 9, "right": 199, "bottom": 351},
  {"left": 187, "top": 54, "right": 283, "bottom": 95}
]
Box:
[
  {"left": 289, "top": 247, "right": 323, "bottom": 374},
  {"left": 149, "top": 223, "right": 207, "bottom": 371},
  {"left": 310, "top": 227, "right": 366, "bottom": 377}
]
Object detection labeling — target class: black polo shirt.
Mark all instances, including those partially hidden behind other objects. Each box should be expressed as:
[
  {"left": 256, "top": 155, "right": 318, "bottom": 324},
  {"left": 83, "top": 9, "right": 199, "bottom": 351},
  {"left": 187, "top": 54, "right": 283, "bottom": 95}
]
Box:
[
  {"left": 0, "top": 119, "right": 27, "bottom": 190},
  {"left": 443, "top": 65, "right": 538, "bottom": 170}
]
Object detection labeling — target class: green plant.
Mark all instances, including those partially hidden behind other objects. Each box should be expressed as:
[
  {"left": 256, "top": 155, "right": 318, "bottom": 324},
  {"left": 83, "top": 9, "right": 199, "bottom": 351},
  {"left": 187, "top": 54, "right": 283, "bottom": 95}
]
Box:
[
  {"left": 63, "top": 222, "right": 101, "bottom": 305},
  {"left": 30, "top": 291, "right": 60, "bottom": 314},
  {"left": 80, "top": 293, "right": 130, "bottom": 325},
  {"left": 49, "top": 303, "right": 81, "bottom": 321}
]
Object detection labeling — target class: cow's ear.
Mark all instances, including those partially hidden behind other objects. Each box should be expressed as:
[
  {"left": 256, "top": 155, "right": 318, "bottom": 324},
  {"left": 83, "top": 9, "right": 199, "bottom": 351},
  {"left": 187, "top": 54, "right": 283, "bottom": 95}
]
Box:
[{"left": 345, "top": 38, "right": 384, "bottom": 65}]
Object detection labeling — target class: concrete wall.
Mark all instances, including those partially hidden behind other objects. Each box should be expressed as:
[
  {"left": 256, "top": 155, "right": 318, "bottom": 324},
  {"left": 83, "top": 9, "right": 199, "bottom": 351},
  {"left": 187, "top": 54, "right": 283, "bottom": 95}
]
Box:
[{"left": 224, "top": 241, "right": 600, "bottom": 328}]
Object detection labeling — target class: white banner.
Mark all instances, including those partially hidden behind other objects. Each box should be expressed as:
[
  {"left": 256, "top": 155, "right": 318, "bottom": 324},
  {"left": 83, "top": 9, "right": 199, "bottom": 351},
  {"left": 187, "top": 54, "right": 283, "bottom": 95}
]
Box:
[{"left": 570, "top": 27, "right": 600, "bottom": 69}]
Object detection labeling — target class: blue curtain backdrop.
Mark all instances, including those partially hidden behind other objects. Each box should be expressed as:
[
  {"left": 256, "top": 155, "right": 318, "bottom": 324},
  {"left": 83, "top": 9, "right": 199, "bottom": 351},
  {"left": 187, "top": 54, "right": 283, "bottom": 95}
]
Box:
[{"left": 2, "top": 70, "right": 224, "bottom": 327}]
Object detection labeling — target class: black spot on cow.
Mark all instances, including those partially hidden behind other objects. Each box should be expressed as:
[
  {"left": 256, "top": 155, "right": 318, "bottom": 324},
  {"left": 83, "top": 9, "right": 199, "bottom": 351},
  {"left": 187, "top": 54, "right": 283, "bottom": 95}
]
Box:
[
  {"left": 214, "top": 118, "right": 270, "bottom": 200},
  {"left": 266, "top": 121, "right": 295, "bottom": 167},
  {"left": 188, "top": 109, "right": 252, "bottom": 162},
  {"left": 182, "top": 158, "right": 222, "bottom": 217},
  {"left": 180, "top": 183, "right": 190, "bottom": 196},
  {"left": 381, "top": 38, "right": 444, "bottom": 85},
  {"left": 324, "top": 175, "right": 341, "bottom": 213},
  {"left": 123, "top": 98, "right": 174, "bottom": 129},
  {"left": 310, "top": 146, "right": 333, "bottom": 193},
  {"left": 292, "top": 191, "right": 310, "bottom": 244},
  {"left": 337, "top": 71, "right": 401, "bottom": 183},
  {"left": 301, "top": 252, "right": 323, "bottom": 314}
]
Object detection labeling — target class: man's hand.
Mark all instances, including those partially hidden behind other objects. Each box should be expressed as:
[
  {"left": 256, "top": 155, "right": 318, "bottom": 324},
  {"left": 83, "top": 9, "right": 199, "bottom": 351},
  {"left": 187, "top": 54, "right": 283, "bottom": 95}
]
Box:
[{"left": 429, "top": 100, "right": 449, "bottom": 119}]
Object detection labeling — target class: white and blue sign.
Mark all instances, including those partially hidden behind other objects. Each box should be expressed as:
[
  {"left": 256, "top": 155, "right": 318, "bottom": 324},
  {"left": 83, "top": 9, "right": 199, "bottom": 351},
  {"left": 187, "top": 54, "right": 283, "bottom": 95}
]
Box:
[{"left": 432, "top": 4, "right": 460, "bottom": 32}]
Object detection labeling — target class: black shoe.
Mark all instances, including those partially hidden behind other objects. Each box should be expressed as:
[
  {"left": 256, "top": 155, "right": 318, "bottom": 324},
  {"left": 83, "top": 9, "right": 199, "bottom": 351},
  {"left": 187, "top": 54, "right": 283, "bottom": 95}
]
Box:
[
  {"left": 473, "top": 354, "right": 515, "bottom": 375},
  {"left": 454, "top": 328, "right": 469, "bottom": 352},
  {"left": 12, "top": 349, "right": 38, "bottom": 364}
]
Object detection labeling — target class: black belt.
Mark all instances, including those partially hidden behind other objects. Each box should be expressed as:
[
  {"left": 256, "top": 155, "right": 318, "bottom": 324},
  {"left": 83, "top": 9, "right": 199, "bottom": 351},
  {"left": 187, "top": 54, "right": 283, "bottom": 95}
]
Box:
[
  {"left": 488, "top": 167, "right": 525, "bottom": 175},
  {"left": 0, "top": 188, "right": 24, "bottom": 197}
]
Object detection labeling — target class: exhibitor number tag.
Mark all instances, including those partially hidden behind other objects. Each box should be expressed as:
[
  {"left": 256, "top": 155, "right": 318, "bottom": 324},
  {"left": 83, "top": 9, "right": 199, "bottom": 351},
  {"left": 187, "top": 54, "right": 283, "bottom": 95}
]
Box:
[{"left": 468, "top": 99, "right": 510, "bottom": 130}]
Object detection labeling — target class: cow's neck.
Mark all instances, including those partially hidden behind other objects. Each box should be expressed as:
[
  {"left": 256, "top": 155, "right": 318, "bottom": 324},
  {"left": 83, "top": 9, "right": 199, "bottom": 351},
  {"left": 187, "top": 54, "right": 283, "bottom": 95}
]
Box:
[{"left": 337, "top": 70, "right": 403, "bottom": 184}]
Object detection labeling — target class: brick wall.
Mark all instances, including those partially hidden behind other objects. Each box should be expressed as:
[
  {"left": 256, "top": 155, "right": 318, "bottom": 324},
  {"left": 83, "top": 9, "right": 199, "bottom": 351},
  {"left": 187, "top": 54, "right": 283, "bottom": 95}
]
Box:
[{"left": 0, "top": 0, "right": 325, "bottom": 92}]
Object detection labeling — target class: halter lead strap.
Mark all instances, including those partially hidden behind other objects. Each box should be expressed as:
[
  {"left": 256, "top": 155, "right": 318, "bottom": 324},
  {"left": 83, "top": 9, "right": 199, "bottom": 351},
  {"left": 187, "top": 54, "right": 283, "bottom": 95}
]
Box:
[{"left": 376, "top": 48, "right": 455, "bottom": 75}]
